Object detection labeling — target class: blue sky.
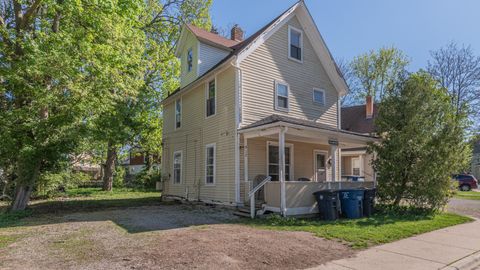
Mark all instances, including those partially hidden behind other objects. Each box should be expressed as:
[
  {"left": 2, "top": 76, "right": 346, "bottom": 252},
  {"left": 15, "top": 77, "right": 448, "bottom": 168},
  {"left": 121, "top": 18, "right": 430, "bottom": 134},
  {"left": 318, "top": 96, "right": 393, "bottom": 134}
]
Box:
[{"left": 211, "top": 0, "right": 480, "bottom": 71}]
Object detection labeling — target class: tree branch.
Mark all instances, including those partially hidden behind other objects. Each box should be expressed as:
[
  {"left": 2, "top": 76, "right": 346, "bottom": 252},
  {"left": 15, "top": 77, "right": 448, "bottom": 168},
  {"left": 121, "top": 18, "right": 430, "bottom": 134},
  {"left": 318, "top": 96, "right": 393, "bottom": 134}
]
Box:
[{"left": 22, "top": 0, "right": 43, "bottom": 28}]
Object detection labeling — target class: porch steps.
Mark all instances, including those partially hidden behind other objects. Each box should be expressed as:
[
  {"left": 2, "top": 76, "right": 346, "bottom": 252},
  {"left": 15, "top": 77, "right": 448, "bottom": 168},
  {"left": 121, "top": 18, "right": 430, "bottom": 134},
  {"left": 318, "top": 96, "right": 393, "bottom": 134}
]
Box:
[
  {"left": 233, "top": 207, "right": 251, "bottom": 217},
  {"left": 233, "top": 202, "right": 264, "bottom": 218}
]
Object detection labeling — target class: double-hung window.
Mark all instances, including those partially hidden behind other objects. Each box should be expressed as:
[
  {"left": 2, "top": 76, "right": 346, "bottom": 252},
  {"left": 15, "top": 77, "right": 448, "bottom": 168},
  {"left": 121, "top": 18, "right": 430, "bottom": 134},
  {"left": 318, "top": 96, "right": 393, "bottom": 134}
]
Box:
[
  {"left": 205, "top": 144, "right": 216, "bottom": 185},
  {"left": 288, "top": 26, "right": 303, "bottom": 62},
  {"left": 187, "top": 48, "right": 193, "bottom": 72},
  {"left": 313, "top": 88, "right": 325, "bottom": 105},
  {"left": 275, "top": 81, "right": 289, "bottom": 111},
  {"left": 173, "top": 151, "right": 182, "bottom": 184},
  {"left": 175, "top": 99, "right": 181, "bottom": 129},
  {"left": 267, "top": 143, "right": 292, "bottom": 181},
  {"left": 206, "top": 79, "right": 216, "bottom": 117}
]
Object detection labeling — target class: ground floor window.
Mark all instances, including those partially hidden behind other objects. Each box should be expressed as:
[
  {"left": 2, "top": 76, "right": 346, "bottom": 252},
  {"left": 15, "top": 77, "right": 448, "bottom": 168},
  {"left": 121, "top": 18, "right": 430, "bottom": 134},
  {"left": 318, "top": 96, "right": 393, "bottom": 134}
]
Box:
[
  {"left": 267, "top": 142, "right": 292, "bottom": 181},
  {"left": 173, "top": 151, "right": 182, "bottom": 183},
  {"left": 205, "top": 143, "right": 216, "bottom": 185}
]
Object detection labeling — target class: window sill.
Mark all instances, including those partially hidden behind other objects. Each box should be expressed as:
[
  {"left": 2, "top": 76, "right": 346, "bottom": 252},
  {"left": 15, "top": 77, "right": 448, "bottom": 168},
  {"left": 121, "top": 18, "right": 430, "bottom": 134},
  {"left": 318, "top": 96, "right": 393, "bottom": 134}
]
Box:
[
  {"left": 274, "top": 107, "right": 290, "bottom": 113},
  {"left": 288, "top": 56, "right": 303, "bottom": 64}
]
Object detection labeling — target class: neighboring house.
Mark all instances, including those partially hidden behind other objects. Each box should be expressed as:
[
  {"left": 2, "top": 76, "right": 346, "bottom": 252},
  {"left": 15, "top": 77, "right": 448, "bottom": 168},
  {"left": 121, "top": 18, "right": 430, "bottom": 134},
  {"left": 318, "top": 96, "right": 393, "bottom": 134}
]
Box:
[
  {"left": 121, "top": 149, "right": 161, "bottom": 176},
  {"left": 161, "top": 1, "right": 378, "bottom": 216},
  {"left": 71, "top": 153, "right": 102, "bottom": 180},
  {"left": 472, "top": 140, "right": 480, "bottom": 180}
]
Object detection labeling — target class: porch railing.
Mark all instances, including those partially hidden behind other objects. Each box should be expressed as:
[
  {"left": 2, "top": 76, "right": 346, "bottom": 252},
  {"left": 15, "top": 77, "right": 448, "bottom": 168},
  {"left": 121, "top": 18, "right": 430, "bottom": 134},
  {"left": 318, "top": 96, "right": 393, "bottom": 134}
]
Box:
[{"left": 248, "top": 176, "right": 272, "bottom": 218}]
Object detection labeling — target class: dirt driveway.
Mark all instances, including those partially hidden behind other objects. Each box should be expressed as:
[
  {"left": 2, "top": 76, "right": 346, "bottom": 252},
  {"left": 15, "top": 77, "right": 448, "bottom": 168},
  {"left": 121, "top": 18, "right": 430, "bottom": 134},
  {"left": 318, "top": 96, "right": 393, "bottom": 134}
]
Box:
[{"left": 0, "top": 204, "right": 353, "bottom": 270}]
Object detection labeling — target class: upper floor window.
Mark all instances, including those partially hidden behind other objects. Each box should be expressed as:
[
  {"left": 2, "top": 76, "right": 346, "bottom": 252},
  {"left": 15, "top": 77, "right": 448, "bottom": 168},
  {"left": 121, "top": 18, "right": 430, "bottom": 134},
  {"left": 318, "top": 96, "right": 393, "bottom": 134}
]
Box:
[
  {"left": 275, "top": 81, "right": 289, "bottom": 111},
  {"left": 187, "top": 48, "right": 193, "bottom": 72},
  {"left": 206, "top": 79, "right": 216, "bottom": 117},
  {"left": 288, "top": 26, "right": 303, "bottom": 62},
  {"left": 205, "top": 143, "right": 216, "bottom": 185},
  {"left": 175, "top": 99, "right": 181, "bottom": 129},
  {"left": 313, "top": 88, "right": 325, "bottom": 105}
]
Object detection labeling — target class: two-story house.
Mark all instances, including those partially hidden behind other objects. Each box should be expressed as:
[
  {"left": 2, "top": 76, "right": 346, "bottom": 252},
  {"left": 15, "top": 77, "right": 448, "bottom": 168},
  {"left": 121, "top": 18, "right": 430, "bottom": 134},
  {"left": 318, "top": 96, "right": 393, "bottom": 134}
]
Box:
[{"left": 161, "top": 1, "right": 378, "bottom": 217}]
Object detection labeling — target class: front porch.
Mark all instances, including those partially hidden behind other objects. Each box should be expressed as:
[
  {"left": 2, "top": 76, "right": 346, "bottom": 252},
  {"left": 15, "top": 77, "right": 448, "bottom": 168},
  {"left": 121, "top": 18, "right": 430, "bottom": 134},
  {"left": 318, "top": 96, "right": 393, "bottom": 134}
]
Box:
[{"left": 239, "top": 115, "right": 378, "bottom": 217}]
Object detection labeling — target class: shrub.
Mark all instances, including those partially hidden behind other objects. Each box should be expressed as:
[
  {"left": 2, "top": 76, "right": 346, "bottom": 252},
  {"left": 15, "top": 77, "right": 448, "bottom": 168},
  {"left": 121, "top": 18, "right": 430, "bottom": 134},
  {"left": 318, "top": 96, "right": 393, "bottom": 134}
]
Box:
[
  {"left": 35, "top": 171, "right": 90, "bottom": 198},
  {"left": 130, "top": 169, "right": 161, "bottom": 189},
  {"left": 369, "top": 72, "right": 470, "bottom": 211},
  {"left": 113, "top": 166, "right": 126, "bottom": 188}
]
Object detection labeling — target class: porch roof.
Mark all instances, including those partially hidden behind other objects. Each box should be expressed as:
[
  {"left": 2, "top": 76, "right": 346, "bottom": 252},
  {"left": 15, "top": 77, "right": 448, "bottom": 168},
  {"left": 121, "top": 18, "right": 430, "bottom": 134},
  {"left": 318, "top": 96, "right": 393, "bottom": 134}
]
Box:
[{"left": 239, "top": 114, "right": 379, "bottom": 140}]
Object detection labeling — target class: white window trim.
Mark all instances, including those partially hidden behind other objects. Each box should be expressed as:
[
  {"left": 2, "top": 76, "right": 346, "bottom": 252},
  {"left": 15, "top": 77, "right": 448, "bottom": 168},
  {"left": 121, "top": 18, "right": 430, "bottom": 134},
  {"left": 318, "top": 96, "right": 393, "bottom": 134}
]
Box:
[
  {"left": 174, "top": 97, "right": 182, "bottom": 130},
  {"left": 205, "top": 143, "right": 216, "bottom": 186},
  {"left": 205, "top": 76, "right": 217, "bottom": 119},
  {"left": 288, "top": 25, "right": 303, "bottom": 63},
  {"left": 313, "top": 150, "right": 328, "bottom": 182},
  {"left": 187, "top": 47, "right": 193, "bottom": 73},
  {"left": 313, "top": 88, "right": 326, "bottom": 106},
  {"left": 172, "top": 150, "right": 183, "bottom": 184},
  {"left": 274, "top": 80, "right": 290, "bottom": 112},
  {"left": 266, "top": 141, "right": 294, "bottom": 181}
]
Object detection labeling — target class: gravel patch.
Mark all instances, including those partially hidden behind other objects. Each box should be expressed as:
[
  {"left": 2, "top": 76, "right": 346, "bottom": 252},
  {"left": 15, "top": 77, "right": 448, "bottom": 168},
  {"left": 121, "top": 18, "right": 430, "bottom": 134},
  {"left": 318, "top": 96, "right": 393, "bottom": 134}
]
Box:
[{"left": 0, "top": 204, "right": 353, "bottom": 270}]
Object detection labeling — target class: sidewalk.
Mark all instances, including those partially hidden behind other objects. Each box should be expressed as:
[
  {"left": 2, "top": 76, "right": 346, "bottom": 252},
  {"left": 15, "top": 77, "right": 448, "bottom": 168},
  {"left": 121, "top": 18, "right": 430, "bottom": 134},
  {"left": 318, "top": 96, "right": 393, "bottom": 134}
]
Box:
[{"left": 312, "top": 220, "right": 480, "bottom": 270}]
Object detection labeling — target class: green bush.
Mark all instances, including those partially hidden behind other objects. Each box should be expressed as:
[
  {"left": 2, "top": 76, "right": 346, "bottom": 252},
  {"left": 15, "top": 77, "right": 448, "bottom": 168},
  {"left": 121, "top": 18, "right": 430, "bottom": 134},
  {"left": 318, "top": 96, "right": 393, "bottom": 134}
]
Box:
[
  {"left": 369, "top": 72, "right": 470, "bottom": 211},
  {"left": 35, "top": 171, "right": 90, "bottom": 198},
  {"left": 113, "top": 166, "right": 126, "bottom": 188},
  {"left": 131, "top": 169, "right": 161, "bottom": 188}
]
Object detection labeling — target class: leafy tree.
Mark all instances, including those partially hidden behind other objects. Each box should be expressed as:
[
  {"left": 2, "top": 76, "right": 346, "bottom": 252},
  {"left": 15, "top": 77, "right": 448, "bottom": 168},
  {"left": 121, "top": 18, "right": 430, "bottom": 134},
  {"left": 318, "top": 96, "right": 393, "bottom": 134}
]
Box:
[
  {"left": 427, "top": 42, "right": 480, "bottom": 132},
  {"left": 345, "top": 47, "right": 409, "bottom": 105},
  {"left": 0, "top": 0, "right": 146, "bottom": 210},
  {"left": 94, "top": 0, "right": 212, "bottom": 191},
  {"left": 369, "top": 72, "right": 470, "bottom": 210}
]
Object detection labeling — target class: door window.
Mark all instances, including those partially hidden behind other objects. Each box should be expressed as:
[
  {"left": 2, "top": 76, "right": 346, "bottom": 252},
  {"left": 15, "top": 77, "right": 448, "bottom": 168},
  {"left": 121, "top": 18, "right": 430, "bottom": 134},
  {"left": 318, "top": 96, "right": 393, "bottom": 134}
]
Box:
[{"left": 315, "top": 152, "right": 326, "bottom": 182}]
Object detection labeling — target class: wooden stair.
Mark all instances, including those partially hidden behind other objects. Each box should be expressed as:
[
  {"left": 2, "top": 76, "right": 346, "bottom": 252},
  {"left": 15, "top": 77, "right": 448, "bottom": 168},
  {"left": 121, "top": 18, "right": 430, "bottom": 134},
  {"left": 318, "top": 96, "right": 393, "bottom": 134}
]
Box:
[{"left": 233, "top": 201, "right": 264, "bottom": 218}]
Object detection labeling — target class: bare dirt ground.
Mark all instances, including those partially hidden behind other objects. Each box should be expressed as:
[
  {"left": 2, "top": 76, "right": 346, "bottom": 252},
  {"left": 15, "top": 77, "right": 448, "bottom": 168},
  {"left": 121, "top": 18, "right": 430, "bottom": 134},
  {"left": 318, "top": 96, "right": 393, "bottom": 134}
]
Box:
[
  {"left": 0, "top": 204, "right": 353, "bottom": 270},
  {"left": 448, "top": 197, "right": 480, "bottom": 219}
]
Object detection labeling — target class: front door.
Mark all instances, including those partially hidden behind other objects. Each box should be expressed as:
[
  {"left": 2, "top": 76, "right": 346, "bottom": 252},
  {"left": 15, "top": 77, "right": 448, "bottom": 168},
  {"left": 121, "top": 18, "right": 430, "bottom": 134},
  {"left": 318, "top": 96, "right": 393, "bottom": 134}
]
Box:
[{"left": 314, "top": 151, "right": 327, "bottom": 182}]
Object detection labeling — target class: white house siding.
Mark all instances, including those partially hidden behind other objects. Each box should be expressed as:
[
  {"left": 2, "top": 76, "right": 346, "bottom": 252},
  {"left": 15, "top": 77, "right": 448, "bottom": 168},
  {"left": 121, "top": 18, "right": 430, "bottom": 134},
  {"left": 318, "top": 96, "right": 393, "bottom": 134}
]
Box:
[
  {"left": 198, "top": 42, "right": 230, "bottom": 76},
  {"left": 179, "top": 30, "right": 199, "bottom": 88},
  {"left": 162, "top": 67, "right": 237, "bottom": 204},
  {"left": 240, "top": 15, "right": 339, "bottom": 128}
]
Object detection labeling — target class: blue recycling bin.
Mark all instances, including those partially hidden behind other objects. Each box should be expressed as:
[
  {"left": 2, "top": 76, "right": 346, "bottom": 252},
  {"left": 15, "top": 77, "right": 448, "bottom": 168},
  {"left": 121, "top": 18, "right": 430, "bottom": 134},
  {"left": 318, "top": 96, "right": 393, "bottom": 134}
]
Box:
[{"left": 339, "top": 189, "right": 364, "bottom": 219}]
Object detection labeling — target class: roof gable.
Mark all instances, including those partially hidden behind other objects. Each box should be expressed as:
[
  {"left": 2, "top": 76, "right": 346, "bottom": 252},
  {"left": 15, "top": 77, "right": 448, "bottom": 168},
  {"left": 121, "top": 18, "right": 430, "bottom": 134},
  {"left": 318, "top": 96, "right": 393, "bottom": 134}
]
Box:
[
  {"left": 164, "top": 1, "right": 348, "bottom": 103},
  {"left": 234, "top": 1, "right": 348, "bottom": 96}
]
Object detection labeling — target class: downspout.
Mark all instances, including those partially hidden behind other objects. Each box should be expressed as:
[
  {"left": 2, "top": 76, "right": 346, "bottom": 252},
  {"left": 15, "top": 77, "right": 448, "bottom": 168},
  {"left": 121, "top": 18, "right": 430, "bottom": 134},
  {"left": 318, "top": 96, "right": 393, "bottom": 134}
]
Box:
[{"left": 232, "top": 57, "right": 242, "bottom": 206}]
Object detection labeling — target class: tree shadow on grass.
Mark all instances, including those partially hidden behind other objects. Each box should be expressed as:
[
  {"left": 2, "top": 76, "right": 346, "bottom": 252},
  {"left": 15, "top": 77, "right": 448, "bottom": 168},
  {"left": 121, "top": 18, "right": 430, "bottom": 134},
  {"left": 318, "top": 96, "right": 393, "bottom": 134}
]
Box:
[{"left": 0, "top": 198, "right": 238, "bottom": 234}]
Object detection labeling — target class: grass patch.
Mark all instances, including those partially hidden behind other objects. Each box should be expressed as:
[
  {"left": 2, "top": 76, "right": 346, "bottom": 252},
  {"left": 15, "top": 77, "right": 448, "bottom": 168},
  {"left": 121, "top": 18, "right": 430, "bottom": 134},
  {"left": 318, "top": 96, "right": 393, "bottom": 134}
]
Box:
[
  {"left": 243, "top": 211, "right": 472, "bottom": 249},
  {"left": 0, "top": 210, "right": 32, "bottom": 228},
  {"left": 49, "top": 229, "right": 103, "bottom": 262},
  {"left": 0, "top": 188, "right": 164, "bottom": 228},
  {"left": 0, "top": 234, "right": 24, "bottom": 248},
  {"left": 454, "top": 191, "right": 480, "bottom": 200}
]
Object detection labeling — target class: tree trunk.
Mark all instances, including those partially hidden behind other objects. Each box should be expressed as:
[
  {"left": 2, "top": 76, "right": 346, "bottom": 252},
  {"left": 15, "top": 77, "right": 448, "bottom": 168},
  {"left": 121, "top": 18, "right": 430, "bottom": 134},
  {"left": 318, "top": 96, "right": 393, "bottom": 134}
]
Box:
[
  {"left": 102, "top": 142, "right": 117, "bottom": 191},
  {"left": 10, "top": 160, "right": 41, "bottom": 211},
  {"left": 393, "top": 178, "right": 408, "bottom": 206}
]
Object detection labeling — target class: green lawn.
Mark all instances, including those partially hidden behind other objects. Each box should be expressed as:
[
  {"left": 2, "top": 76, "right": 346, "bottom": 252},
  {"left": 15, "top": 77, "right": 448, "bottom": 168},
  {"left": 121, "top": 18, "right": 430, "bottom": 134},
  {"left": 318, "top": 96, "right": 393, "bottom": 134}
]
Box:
[
  {"left": 244, "top": 212, "right": 472, "bottom": 249},
  {"left": 454, "top": 191, "right": 480, "bottom": 200}
]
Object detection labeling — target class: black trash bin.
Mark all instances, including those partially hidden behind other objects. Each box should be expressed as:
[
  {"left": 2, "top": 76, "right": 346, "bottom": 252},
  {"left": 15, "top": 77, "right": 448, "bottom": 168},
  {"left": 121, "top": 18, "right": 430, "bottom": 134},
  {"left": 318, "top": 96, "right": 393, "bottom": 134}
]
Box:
[
  {"left": 313, "top": 190, "right": 339, "bottom": 221},
  {"left": 363, "top": 188, "right": 376, "bottom": 217}
]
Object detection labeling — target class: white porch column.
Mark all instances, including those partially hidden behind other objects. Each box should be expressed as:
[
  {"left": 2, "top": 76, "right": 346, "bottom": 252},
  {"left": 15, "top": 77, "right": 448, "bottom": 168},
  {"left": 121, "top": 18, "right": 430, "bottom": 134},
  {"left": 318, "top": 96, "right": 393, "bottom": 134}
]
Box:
[
  {"left": 279, "top": 127, "right": 287, "bottom": 217},
  {"left": 243, "top": 136, "right": 248, "bottom": 183},
  {"left": 359, "top": 154, "right": 364, "bottom": 176},
  {"left": 329, "top": 140, "right": 338, "bottom": 182}
]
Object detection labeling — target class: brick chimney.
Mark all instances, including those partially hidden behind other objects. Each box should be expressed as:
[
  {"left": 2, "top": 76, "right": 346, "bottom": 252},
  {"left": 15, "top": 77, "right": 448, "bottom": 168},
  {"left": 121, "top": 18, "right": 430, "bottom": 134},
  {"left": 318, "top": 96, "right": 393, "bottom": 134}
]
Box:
[
  {"left": 231, "top": 24, "right": 244, "bottom": 41},
  {"left": 366, "top": 95, "right": 374, "bottom": 119}
]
